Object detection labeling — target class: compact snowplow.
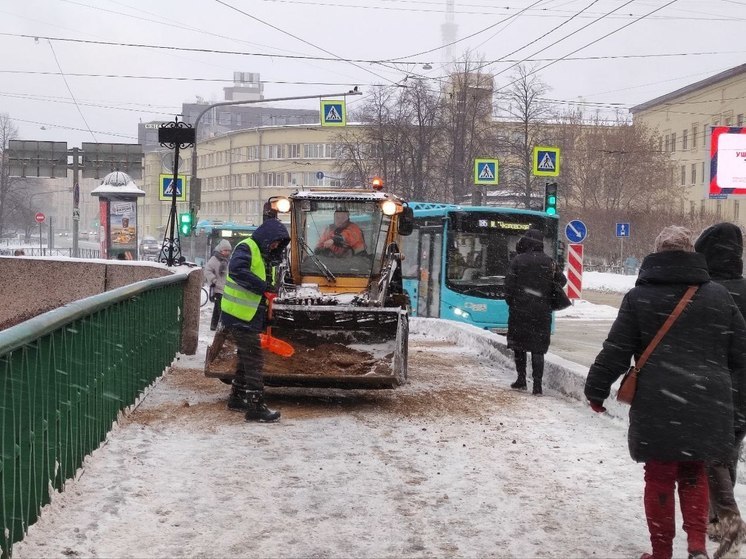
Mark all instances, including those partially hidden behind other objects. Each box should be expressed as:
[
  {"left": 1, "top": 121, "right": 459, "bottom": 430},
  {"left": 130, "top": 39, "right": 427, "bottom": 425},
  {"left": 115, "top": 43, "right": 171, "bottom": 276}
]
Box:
[{"left": 205, "top": 184, "right": 413, "bottom": 389}]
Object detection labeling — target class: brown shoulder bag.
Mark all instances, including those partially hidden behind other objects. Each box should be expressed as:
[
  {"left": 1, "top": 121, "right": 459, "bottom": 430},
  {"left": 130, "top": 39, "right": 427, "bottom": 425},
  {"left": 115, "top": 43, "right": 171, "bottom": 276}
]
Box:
[{"left": 617, "top": 285, "right": 699, "bottom": 405}]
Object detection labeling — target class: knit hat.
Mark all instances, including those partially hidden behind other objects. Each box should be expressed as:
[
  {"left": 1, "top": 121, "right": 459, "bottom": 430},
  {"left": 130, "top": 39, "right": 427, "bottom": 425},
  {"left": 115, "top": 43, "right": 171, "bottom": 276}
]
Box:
[
  {"left": 654, "top": 225, "right": 694, "bottom": 253},
  {"left": 215, "top": 239, "right": 232, "bottom": 252}
]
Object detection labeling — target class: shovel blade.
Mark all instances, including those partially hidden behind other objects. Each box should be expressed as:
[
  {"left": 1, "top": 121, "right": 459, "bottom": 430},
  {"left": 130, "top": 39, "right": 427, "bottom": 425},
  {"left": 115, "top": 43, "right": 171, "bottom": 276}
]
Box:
[{"left": 259, "top": 333, "right": 295, "bottom": 357}]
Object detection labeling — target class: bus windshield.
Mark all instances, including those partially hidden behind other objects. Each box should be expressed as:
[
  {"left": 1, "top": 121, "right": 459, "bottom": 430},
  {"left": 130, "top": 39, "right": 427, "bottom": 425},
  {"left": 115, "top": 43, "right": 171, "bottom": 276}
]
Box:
[
  {"left": 445, "top": 212, "right": 556, "bottom": 296},
  {"left": 297, "top": 200, "right": 388, "bottom": 277}
]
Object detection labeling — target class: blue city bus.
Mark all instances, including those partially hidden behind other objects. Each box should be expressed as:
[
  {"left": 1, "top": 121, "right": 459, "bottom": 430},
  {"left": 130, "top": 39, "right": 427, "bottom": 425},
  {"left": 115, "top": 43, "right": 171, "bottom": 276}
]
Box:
[
  {"left": 185, "top": 220, "right": 258, "bottom": 266},
  {"left": 399, "top": 202, "right": 561, "bottom": 331}
]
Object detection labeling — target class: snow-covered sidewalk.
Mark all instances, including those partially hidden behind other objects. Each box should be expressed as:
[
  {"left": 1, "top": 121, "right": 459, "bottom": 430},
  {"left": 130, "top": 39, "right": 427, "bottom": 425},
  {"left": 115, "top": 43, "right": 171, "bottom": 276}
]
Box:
[{"left": 11, "top": 296, "right": 739, "bottom": 559}]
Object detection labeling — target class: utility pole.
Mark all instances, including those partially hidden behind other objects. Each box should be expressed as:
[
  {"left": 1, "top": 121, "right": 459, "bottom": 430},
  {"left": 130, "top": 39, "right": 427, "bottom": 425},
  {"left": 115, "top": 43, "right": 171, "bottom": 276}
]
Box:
[{"left": 71, "top": 147, "right": 80, "bottom": 258}]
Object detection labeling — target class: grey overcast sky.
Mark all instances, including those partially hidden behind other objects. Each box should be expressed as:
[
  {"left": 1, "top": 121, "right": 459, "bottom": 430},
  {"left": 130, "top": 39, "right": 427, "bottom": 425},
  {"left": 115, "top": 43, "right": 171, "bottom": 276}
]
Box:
[{"left": 0, "top": 0, "right": 744, "bottom": 147}]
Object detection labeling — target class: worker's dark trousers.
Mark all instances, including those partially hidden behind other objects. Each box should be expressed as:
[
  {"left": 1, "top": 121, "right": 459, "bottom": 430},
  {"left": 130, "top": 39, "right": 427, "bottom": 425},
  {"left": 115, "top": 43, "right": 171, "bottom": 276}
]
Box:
[{"left": 227, "top": 325, "right": 264, "bottom": 391}]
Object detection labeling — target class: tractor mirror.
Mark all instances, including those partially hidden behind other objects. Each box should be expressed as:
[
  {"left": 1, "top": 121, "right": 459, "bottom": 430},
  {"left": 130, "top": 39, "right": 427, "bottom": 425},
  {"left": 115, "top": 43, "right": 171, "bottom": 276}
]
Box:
[{"left": 398, "top": 206, "right": 414, "bottom": 236}]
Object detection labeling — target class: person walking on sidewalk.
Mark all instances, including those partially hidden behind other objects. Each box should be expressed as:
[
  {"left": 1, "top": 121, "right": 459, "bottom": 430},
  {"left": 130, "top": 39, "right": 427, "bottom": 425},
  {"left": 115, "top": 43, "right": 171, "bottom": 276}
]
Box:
[
  {"left": 585, "top": 225, "right": 746, "bottom": 559},
  {"left": 203, "top": 239, "right": 232, "bottom": 331},
  {"left": 695, "top": 222, "right": 746, "bottom": 558},
  {"left": 505, "top": 227, "right": 567, "bottom": 395},
  {"left": 220, "top": 218, "right": 290, "bottom": 423}
]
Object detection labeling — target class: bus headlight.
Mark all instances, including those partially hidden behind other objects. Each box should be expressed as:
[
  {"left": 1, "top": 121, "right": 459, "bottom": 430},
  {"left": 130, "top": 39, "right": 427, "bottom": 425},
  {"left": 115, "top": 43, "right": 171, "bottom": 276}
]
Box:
[
  {"left": 453, "top": 307, "right": 471, "bottom": 319},
  {"left": 381, "top": 200, "right": 397, "bottom": 216}
]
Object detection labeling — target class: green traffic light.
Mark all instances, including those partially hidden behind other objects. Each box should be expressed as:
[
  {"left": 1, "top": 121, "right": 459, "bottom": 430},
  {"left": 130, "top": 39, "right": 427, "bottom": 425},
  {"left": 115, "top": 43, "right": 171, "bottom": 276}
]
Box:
[
  {"left": 546, "top": 207, "right": 557, "bottom": 216},
  {"left": 548, "top": 195, "right": 556, "bottom": 205}
]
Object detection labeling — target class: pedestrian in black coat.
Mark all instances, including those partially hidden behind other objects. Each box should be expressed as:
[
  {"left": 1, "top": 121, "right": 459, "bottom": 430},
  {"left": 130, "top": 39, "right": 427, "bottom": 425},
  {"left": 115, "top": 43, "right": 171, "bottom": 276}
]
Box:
[
  {"left": 585, "top": 225, "right": 746, "bottom": 559},
  {"left": 505, "top": 228, "right": 567, "bottom": 395},
  {"left": 695, "top": 221, "right": 746, "bottom": 556}
]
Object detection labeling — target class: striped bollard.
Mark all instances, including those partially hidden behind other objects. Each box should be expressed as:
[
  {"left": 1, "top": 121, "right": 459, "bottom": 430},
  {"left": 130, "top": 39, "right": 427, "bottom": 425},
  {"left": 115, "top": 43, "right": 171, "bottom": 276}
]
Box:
[{"left": 567, "top": 243, "right": 583, "bottom": 299}]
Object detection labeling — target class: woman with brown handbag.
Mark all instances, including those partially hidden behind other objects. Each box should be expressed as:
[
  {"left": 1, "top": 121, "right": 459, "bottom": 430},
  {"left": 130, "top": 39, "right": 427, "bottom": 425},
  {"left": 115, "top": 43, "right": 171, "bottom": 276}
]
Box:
[{"left": 584, "top": 225, "right": 746, "bottom": 559}]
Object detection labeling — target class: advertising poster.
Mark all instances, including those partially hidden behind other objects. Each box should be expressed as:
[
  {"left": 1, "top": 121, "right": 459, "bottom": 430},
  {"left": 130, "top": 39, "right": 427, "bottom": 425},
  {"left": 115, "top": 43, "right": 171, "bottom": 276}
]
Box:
[
  {"left": 99, "top": 200, "right": 109, "bottom": 259},
  {"left": 109, "top": 201, "right": 137, "bottom": 258}
]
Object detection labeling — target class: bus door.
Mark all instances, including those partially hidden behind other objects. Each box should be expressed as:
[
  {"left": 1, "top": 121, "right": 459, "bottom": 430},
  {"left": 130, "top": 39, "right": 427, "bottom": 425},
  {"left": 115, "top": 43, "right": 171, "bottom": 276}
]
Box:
[{"left": 417, "top": 226, "right": 442, "bottom": 318}]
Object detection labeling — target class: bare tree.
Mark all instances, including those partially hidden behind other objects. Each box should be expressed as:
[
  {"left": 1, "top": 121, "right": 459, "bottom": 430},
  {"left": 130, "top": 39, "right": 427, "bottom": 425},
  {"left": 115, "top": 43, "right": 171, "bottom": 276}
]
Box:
[
  {"left": 437, "top": 53, "right": 495, "bottom": 203},
  {"left": 558, "top": 111, "right": 677, "bottom": 212},
  {"left": 338, "top": 79, "right": 443, "bottom": 200},
  {"left": 493, "top": 65, "right": 552, "bottom": 209},
  {"left": 0, "top": 113, "right": 19, "bottom": 235}
]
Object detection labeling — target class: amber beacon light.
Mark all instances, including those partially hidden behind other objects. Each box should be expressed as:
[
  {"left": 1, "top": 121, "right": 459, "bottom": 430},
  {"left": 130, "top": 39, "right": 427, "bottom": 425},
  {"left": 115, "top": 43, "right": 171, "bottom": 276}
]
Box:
[{"left": 371, "top": 176, "right": 384, "bottom": 190}]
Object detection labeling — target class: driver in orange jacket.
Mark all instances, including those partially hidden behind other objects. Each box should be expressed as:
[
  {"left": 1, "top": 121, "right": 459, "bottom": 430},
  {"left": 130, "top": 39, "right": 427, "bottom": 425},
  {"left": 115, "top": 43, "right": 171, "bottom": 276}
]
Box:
[{"left": 316, "top": 210, "right": 366, "bottom": 257}]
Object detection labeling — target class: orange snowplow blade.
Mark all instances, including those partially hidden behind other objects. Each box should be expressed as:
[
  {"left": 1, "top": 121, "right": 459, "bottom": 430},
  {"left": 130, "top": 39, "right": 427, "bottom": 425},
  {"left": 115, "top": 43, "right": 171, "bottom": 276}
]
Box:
[{"left": 259, "top": 332, "right": 295, "bottom": 357}]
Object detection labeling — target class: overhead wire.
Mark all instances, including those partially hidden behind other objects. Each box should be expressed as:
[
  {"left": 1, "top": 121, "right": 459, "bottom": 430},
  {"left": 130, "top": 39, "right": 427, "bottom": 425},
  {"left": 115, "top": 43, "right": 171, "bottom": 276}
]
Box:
[
  {"left": 380, "top": 0, "right": 548, "bottom": 62},
  {"left": 493, "top": 0, "right": 682, "bottom": 95},
  {"left": 213, "top": 0, "right": 396, "bottom": 85},
  {"left": 47, "top": 39, "right": 98, "bottom": 142}
]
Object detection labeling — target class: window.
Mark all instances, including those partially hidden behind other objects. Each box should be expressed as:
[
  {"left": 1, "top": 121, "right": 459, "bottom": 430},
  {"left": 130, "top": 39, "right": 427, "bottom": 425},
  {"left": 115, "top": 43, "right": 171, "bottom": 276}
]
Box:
[
  {"left": 689, "top": 201, "right": 695, "bottom": 219},
  {"left": 219, "top": 112, "right": 231, "bottom": 125},
  {"left": 700, "top": 200, "right": 705, "bottom": 218},
  {"left": 735, "top": 200, "right": 740, "bottom": 220},
  {"left": 682, "top": 129, "right": 688, "bottom": 150},
  {"left": 716, "top": 200, "right": 722, "bottom": 218},
  {"left": 692, "top": 125, "right": 698, "bottom": 149},
  {"left": 691, "top": 163, "right": 696, "bottom": 185},
  {"left": 671, "top": 132, "right": 676, "bottom": 152},
  {"left": 680, "top": 165, "right": 686, "bottom": 186},
  {"left": 659, "top": 137, "right": 663, "bottom": 153},
  {"left": 738, "top": 114, "right": 744, "bottom": 127},
  {"left": 702, "top": 161, "right": 706, "bottom": 183},
  {"left": 288, "top": 144, "right": 301, "bottom": 159},
  {"left": 664, "top": 135, "right": 670, "bottom": 152}
]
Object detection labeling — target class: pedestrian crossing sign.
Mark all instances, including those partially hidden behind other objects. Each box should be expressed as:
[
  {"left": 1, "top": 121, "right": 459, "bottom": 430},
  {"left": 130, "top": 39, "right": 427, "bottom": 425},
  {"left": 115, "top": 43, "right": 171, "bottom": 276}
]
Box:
[
  {"left": 159, "top": 174, "right": 187, "bottom": 201},
  {"left": 533, "top": 146, "right": 560, "bottom": 177},
  {"left": 320, "top": 100, "right": 346, "bottom": 127},
  {"left": 474, "top": 158, "right": 499, "bottom": 185}
]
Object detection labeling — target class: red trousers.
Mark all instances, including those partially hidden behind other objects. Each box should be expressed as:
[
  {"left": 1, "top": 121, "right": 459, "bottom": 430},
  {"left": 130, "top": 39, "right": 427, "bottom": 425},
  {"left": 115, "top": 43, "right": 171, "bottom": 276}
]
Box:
[{"left": 643, "top": 460, "right": 709, "bottom": 559}]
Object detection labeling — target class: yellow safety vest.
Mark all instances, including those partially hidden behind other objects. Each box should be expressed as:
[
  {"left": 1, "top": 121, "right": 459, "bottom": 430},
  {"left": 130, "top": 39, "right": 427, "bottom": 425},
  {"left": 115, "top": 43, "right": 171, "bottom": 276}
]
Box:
[{"left": 221, "top": 237, "right": 266, "bottom": 322}]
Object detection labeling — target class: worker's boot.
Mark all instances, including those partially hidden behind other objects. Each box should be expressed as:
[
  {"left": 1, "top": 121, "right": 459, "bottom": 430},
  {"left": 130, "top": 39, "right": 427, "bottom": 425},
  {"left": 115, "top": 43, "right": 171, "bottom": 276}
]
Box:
[
  {"left": 245, "top": 390, "right": 281, "bottom": 423},
  {"left": 227, "top": 381, "right": 252, "bottom": 412},
  {"left": 510, "top": 372, "right": 527, "bottom": 390}
]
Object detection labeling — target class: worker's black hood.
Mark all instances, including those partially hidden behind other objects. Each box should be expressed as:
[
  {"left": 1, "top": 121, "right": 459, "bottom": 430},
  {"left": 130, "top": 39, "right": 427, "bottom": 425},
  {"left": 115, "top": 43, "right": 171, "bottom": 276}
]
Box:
[
  {"left": 694, "top": 222, "right": 743, "bottom": 280},
  {"left": 252, "top": 218, "right": 290, "bottom": 264}
]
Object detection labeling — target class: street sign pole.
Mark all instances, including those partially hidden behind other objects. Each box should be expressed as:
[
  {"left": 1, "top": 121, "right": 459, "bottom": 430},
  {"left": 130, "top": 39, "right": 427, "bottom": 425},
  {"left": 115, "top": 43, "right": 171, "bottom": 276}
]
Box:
[
  {"left": 159, "top": 117, "right": 195, "bottom": 266},
  {"left": 72, "top": 147, "right": 80, "bottom": 258}
]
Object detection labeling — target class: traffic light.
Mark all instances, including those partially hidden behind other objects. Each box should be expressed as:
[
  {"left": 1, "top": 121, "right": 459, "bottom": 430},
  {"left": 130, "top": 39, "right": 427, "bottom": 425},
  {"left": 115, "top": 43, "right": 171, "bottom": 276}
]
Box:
[
  {"left": 544, "top": 182, "right": 558, "bottom": 216},
  {"left": 179, "top": 212, "right": 193, "bottom": 236}
]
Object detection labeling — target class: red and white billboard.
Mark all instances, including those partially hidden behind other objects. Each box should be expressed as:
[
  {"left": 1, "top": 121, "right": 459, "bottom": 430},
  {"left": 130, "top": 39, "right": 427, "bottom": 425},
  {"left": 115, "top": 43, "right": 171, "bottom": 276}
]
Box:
[{"left": 710, "top": 126, "right": 746, "bottom": 196}]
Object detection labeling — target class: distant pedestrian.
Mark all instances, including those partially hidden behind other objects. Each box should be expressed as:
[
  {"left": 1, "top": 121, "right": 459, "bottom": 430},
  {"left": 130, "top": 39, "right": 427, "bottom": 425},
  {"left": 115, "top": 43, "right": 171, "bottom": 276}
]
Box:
[
  {"left": 204, "top": 239, "right": 232, "bottom": 331},
  {"left": 505, "top": 228, "right": 567, "bottom": 395},
  {"left": 585, "top": 225, "right": 746, "bottom": 559},
  {"left": 13, "top": 249, "right": 24, "bottom": 256},
  {"left": 695, "top": 222, "right": 746, "bottom": 558}
]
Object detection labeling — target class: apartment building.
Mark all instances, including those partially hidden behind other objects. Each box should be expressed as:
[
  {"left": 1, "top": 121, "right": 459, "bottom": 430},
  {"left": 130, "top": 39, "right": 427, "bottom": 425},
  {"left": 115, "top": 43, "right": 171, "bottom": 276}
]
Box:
[{"left": 630, "top": 63, "right": 746, "bottom": 223}]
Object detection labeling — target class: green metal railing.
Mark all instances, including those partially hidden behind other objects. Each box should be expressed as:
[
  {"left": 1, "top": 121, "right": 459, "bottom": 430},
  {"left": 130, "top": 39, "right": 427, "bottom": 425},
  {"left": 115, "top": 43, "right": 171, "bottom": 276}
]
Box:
[{"left": 0, "top": 275, "right": 187, "bottom": 558}]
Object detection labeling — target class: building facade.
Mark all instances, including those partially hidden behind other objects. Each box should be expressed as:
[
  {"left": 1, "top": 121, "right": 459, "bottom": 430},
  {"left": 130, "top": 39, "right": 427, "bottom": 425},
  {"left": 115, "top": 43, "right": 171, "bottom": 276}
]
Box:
[
  {"left": 139, "top": 124, "right": 347, "bottom": 234},
  {"left": 630, "top": 63, "right": 746, "bottom": 223}
]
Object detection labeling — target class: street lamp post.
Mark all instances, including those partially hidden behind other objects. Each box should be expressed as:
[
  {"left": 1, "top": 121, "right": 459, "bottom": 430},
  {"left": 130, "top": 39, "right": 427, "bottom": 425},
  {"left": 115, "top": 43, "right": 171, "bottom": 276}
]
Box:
[{"left": 188, "top": 90, "right": 361, "bottom": 220}]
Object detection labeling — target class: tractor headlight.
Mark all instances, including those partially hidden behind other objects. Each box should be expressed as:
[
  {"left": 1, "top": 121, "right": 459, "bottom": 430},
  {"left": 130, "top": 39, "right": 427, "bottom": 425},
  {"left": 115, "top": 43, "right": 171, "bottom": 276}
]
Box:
[
  {"left": 273, "top": 197, "right": 291, "bottom": 213},
  {"left": 381, "top": 200, "right": 397, "bottom": 216}
]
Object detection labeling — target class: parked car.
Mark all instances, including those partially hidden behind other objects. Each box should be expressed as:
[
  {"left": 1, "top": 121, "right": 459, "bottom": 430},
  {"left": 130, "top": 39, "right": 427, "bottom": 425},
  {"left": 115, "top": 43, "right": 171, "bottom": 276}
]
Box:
[{"left": 140, "top": 236, "right": 160, "bottom": 259}]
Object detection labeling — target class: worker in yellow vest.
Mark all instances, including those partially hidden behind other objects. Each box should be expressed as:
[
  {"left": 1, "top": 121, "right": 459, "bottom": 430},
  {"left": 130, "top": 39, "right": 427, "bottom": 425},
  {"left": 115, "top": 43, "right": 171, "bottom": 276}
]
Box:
[{"left": 221, "top": 218, "right": 290, "bottom": 422}]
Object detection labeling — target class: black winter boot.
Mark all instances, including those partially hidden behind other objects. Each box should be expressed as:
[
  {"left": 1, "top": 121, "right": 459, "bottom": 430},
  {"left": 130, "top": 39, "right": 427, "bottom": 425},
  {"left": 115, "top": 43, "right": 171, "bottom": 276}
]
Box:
[
  {"left": 510, "top": 373, "right": 527, "bottom": 390},
  {"left": 532, "top": 378, "right": 543, "bottom": 395},
  {"left": 245, "top": 390, "right": 281, "bottom": 423},
  {"left": 227, "top": 383, "right": 252, "bottom": 412}
]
